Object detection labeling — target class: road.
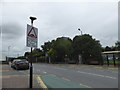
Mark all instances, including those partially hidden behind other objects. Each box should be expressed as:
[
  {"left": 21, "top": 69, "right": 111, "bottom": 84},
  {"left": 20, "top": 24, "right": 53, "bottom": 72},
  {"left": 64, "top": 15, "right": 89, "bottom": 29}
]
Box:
[{"left": 19, "top": 63, "right": 118, "bottom": 88}]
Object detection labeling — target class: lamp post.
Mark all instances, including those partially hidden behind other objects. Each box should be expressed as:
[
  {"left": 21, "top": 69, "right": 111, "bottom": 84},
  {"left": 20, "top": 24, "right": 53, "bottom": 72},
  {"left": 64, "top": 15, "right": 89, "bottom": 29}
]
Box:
[
  {"left": 29, "top": 16, "right": 37, "bottom": 88},
  {"left": 7, "top": 46, "right": 11, "bottom": 62},
  {"left": 8, "top": 46, "right": 11, "bottom": 56},
  {"left": 78, "top": 28, "right": 83, "bottom": 64},
  {"left": 78, "top": 28, "right": 82, "bottom": 35}
]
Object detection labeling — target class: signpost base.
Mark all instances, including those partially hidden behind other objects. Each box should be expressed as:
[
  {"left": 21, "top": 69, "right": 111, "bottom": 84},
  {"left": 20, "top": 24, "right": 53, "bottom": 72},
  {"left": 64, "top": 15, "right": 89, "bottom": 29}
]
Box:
[{"left": 30, "top": 65, "right": 33, "bottom": 88}]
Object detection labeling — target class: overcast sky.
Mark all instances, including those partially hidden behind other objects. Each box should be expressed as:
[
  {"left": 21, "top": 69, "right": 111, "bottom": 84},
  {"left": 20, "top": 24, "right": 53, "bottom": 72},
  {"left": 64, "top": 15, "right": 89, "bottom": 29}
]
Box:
[{"left": 0, "top": 1, "right": 118, "bottom": 60}]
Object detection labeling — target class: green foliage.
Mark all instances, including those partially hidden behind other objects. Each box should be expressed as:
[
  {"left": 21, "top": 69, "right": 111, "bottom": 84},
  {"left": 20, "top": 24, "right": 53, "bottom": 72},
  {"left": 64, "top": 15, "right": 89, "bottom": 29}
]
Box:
[
  {"left": 17, "top": 56, "right": 26, "bottom": 59},
  {"left": 115, "top": 41, "right": 120, "bottom": 50},
  {"left": 104, "top": 46, "right": 112, "bottom": 51},
  {"left": 73, "top": 34, "right": 102, "bottom": 64},
  {"left": 24, "top": 52, "right": 30, "bottom": 57},
  {"left": 25, "top": 34, "right": 119, "bottom": 65},
  {"left": 41, "top": 41, "right": 52, "bottom": 52},
  {"left": 32, "top": 50, "right": 43, "bottom": 57},
  {"left": 48, "top": 48, "right": 56, "bottom": 57},
  {"left": 40, "top": 37, "right": 73, "bottom": 63},
  {"left": 39, "top": 56, "right": 45, "bottom": 62},
  {"left": 52, "top": 37, "right": 73, "bottom": 62},
  {"left": 102, "top": 41, "right": 120, "bottom": 52}
]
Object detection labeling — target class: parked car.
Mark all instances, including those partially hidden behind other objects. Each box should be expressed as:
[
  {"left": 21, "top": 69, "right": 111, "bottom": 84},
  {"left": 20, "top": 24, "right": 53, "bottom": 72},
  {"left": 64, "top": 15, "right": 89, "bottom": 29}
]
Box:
[{"left": 11, "top": 59, "right": 29, "bottom": 70}]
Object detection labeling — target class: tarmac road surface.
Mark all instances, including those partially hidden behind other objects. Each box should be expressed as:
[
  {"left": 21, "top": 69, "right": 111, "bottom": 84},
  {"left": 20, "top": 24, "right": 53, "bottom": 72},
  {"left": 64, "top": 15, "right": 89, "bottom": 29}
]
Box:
[{"left": 19, "top": 63, "right": 118, "bottom": 88}]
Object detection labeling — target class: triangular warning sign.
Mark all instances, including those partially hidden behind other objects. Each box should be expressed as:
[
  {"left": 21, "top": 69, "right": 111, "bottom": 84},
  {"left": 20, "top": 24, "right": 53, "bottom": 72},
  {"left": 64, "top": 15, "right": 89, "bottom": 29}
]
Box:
[{"left": 28, "top": 27, "right": 37, "bottom": 38}]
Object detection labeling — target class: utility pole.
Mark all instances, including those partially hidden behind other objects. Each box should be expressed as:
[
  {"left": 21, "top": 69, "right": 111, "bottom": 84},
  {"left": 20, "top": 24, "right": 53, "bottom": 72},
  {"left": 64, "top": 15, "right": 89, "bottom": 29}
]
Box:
[
  {"left": 29, "top": 16, "right": 37, "bottom": 88},
  {"left": 7, "top": 46, "right": 11, "bottom": 62},
  {"left": 78, "top": 28, "right": 82, "bottom": 65}
]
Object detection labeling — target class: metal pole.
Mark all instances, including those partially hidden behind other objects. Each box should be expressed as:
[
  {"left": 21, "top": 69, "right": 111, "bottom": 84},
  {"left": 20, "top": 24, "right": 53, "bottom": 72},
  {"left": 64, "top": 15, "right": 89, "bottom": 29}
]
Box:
[
  {"left": 29, "top": 17, "right": 37, "bottom": 88},
  {"left": 113, "top": 54, "right": 116, "bottom": 67},
  {"left": 7, "top": 46, "right": 11, "bottom": 62},
  {"left": 106, "top": 54, "right": 109, "bottom": 66},
  {"left": 29, "top": 22, "right": 33, "bottom": 88},
  {"left": 29, "top": 17, "right": 36, "bottom": 88},
  {"left": 80, "top": 30, "right": 82, "bottom": 35},
  {"left": 30, "top": 47, "right": 33, "bottom": 88}
]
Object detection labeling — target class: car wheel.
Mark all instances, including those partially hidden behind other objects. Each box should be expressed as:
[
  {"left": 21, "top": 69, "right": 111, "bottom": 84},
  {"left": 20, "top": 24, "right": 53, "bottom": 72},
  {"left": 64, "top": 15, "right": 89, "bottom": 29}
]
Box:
[{"left": 15, "top": 66, "right": 19, "bottom": 70}]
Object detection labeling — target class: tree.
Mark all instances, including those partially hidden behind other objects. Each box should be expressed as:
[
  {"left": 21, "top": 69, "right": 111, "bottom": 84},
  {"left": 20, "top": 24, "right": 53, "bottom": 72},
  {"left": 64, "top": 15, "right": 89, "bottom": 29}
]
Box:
[
  {"left": 73, "top": 34, "right": 102, "bottom": 64},
  {"left": 24, "top": 49, "right": 44, "bottom": 62},
  {"left": 47, "top": 48, "right": 57, "bottom": 63},
  {"left": 41, "top": 41, "right": 52, "bottom": 52},
  {"left": 41, "top": 37, "right": 73, "bottom": 63},
  {"left": 24, "top": 52, "right": 30, "bottom": 57},
  {"left": 52, "top": 37, "right": 73, "bottom": 63},
  {"left": 104, "top": 46, "right": 112, "bottom": 51},
  {"left": 115, "top": 41, "right": 120, "bottom": 50}
]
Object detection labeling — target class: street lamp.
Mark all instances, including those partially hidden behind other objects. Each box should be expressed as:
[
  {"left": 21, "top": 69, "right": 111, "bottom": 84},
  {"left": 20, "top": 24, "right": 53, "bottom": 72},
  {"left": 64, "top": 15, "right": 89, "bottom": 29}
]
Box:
[
  {"left": 78, "top": 28, "right": 82, "bottom": 35},
  {"left": 7, "top": 46, "right": 11, "bottom": 62},
  {"left": 8, "top": 46, "right": 11, "bottom": 57},
  {"left": 30, "top": 16, "right": 37, "bottom": 26}
]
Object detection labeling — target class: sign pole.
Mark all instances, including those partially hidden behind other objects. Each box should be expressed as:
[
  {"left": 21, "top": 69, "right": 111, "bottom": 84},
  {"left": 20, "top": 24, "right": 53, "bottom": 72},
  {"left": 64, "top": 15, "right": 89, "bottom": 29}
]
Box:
[
  {"left": 30, "top": 47, "right": 33, "bottom": 88},
  {"left": 29, "top": 16, "right": 37, "bottom": 88}
]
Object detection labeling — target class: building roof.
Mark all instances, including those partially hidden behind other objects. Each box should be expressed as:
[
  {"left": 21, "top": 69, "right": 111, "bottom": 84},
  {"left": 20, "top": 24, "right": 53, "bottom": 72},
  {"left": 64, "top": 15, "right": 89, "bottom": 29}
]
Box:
[{"left": 102, "top": 51, "right": 120, "bottom": 54}]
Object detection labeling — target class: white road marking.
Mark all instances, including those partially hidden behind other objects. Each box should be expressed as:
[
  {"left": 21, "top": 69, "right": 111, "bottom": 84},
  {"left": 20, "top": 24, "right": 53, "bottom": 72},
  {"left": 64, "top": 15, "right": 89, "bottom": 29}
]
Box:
[
  {"left": 105, "top": 76, "right": 117, "bottom": 79},
  {"left": 77, "top": 71, "right": 117, "bottom": 79},
  {"left": 18, "top": 70, "right": 29, "bottom": 75},
  {"left": 55, "top": 67, "right": 67, "bottom": 70},
  {"left": 43, "top": 72, "right": 47, "bottom": 74},
  {"left": 18, "top": 71, "right": 25, "bottom": 73}
]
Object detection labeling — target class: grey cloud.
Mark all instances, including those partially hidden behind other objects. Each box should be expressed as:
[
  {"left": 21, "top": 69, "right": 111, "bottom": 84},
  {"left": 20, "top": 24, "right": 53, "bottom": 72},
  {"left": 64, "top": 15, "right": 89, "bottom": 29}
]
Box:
[
  {"left": 2, "top": 23, "right": 24, "bottom": 40},
  {"left": 1, "top": 2, "right": 118, "bottom": 58}
]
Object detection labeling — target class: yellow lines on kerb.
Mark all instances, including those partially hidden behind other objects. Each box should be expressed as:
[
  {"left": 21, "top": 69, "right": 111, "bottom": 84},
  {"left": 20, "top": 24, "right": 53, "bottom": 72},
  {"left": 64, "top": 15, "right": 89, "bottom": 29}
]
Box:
[
  {"left": 80, "top": 83, "right": 92, "bottom": 88},
  {"left": 94, "top": 67, "right": 102, "bottom": 69},
  {"left": 35, "top": 75, "right": 48, "bottom": 90},
  {"left": 0, "top": 74, "right": 29, "bottom": 78},
  {"left": 0, "top": 76, "right": 10, "bottom": 78},
  {"left": 0, "top": 70, "right": 10, "bottom": 72}
]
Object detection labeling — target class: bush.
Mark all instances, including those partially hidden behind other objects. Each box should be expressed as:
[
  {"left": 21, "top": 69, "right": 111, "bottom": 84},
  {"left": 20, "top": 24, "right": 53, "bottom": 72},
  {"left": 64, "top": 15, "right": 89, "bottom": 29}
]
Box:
[{"left": 38, "top": 56, "right": 46, "bottom": 62}]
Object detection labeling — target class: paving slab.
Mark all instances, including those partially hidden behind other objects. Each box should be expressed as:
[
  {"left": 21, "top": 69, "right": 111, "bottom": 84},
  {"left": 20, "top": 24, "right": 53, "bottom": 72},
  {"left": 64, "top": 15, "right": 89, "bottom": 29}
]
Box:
[{"left": 2, "top": 64, "right": 41, "bottom": 89}]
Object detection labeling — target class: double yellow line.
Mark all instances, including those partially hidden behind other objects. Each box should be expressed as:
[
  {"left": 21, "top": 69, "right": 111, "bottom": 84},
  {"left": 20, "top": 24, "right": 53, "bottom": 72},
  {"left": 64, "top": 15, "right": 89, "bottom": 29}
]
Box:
[
  {"left": 80, "top": 83, "right": 92, "bottom": 88},
  {"left": 35, "top": 75, "right": 48, "bottom": 90},
  {"left": 0, "top": 70, "right": 10, "bottom": 72},
  {"left": 0, "top": 76, "right": 10, "bottom": 78}
]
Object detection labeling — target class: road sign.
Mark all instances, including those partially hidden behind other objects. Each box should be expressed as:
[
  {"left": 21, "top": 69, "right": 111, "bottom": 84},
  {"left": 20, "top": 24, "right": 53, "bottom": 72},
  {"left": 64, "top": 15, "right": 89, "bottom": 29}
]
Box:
[{"left": 27, "top": 24, "right": 38, "bottom": 48}]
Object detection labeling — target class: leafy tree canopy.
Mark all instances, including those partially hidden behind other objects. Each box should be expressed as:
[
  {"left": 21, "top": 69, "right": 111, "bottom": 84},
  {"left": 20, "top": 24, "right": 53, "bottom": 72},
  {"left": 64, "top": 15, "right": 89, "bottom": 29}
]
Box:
[{"left": 73, "top": 34, "right": 102, "bottom": 62}]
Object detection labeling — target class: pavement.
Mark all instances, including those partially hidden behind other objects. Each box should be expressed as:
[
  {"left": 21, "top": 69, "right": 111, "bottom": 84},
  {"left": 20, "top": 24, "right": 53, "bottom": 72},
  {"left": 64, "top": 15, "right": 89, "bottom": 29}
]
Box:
[{"left": 1, "top": 64, "right": 41, "bottom": 89}]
